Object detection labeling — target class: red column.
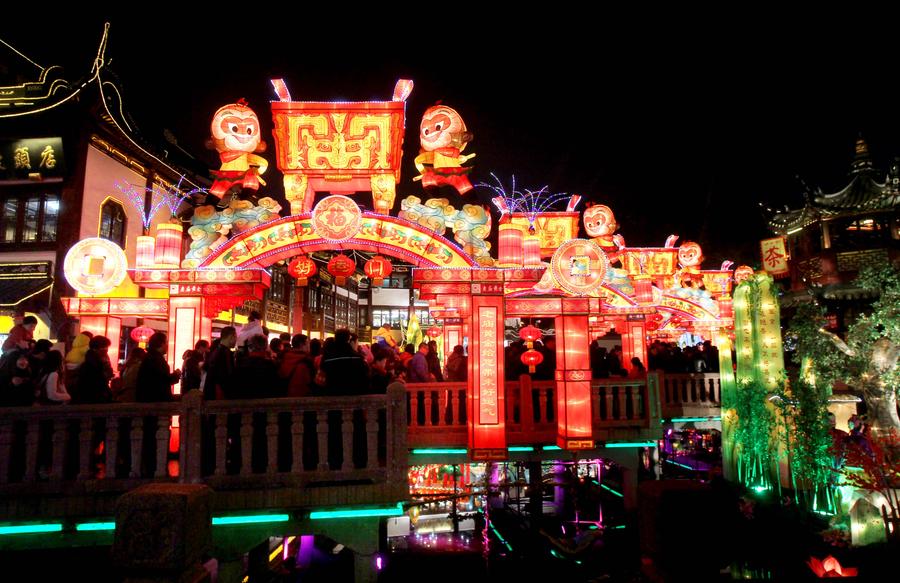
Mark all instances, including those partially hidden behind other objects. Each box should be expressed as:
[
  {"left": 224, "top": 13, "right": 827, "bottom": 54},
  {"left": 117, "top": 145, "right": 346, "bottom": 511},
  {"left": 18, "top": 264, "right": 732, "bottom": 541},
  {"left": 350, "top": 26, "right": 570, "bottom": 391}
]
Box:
[
  {"left": 292, "top": 285, "right": 304, "bottom": 335},
  {"left": 468, "top": 295, "right": 506, "bottom": 460},
  {"left": 556, "top": 302, "right": 593, "bottom": 450}
]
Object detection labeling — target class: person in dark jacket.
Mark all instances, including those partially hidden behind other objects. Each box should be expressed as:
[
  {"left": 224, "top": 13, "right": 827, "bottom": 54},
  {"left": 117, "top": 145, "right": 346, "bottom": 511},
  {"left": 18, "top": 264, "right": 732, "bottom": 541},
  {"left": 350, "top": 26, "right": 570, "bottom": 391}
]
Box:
[
  {"left": 0, "top": 351, "right": 35, "bottom": 406},
  {"left": 320, "top": 328, "right": 369, "bottom": 395},
  {"left": 445, "top": 345, "right": 467, "bottom": 381},
  {"left": 136, "top": 332, "right": 181, "bottom": 402},
  {"left": 204, "top": 327, "right": 236, "bottom": 400},
  {"left": 233, "top": 334, "right": 281, "bottom": 399},
  {"left": 74, "top": 336, "right": 114, "bottom": 404},
  {"left": 426, "top": 340, "right": 444, "bottom": 382},
  {"left": 181, "top": 340, "right": 210, "bottom": 393}
]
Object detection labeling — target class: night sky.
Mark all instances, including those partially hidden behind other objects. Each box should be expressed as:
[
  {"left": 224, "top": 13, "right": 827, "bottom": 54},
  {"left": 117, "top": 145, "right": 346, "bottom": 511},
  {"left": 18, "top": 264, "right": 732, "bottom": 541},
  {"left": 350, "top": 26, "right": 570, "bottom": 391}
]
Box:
[{"left": 5, "top": 16, "right": 900, "bottom": 267}]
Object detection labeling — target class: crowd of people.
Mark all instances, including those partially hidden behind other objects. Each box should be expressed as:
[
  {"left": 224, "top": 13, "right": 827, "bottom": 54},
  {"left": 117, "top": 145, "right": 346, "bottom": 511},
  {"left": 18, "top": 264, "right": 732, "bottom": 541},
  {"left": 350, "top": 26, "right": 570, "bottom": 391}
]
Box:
[{"left": 0, "top": 311, "right": 474, "bottom": 406}]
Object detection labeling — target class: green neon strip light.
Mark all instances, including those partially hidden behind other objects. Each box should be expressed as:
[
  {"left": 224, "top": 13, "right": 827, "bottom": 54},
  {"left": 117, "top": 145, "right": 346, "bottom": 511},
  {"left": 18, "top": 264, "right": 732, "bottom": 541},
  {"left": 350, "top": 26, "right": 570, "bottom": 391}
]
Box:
[
  {"left": 665, "top": 459, "right": 694, "bottom": 470},
  {"left": 550, "top": 549, "right": 564, "bottom": 559},
  {"left": 310, "top": 503, "right": 403, "bottom": 520},
  {"left": 599, "top": 483, "right": 624, "bottom": 498},
  {"left": 542, "top": 445, "right": 562, "bottom": 451},
  {"left": 508, "top": 446, "right": 534, "bottom": 452},
  {"left": 488, "top": 525, "right": 513, "bottom": 552},
  {"left": 75, "top": 522, "right": 116, "bottom": 532},
  {"left": 662, "top": 416, "right": 722, "bottom": 424},
  {"left": 609, "top": 525, "right": 627, "bottom": 529},
  {"left": 0, "top": 523, "right": 63, "bottom": 535},
  {"left": 845, "top": 466, "right": 863, "bottom": 471},
  {"left": 604, "top": 441, "right": 656, "bottom": 448},
  {"left": 212, "top": 514, "right": 290, "bottom": 526},
  {"left": 411, "top": 448, "right": 467, "bottom": 455}
]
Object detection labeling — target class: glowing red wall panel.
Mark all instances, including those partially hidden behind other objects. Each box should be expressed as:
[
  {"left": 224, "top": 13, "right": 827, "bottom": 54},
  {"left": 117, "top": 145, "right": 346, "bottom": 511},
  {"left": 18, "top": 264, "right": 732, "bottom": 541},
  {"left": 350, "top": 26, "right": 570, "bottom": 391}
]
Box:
[
  {"left": 80, "top": 316, "right": 122, "bottom": 370},
  {"left": 468, "top": 296, "right": 506, "bottom": 459},
  {"left": 556, "top": 315, "right": 593, "bottom": 449},
  {"left": 622, "top": 320, "right": 647, "bottom": 371}
]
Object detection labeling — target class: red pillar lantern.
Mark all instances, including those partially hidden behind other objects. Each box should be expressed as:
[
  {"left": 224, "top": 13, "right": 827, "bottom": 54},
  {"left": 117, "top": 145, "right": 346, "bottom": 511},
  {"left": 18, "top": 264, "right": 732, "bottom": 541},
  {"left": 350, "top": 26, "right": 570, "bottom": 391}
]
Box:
[
  {"left": 718, "top": 295, "right": 734, "bottom": 320},
  {"left": 556, "top": 310, "right": 593, "bottom": 450},
  {"left": 633, "top": 274, "right": 654, "bottom": 304},
  {"left": 521, "top": 348, "right": 544, "bottom": 373},
  {"left": 154, "top": 223, "right": 183, "bottom": 268},
  {"left": 288, "top": 255, "right": 317, "bottom": 286},
  {"left": 498, "top": 223, "right": 524, "bottom": 268},
  {"left": 364, "top": 255, "right": 393, "bottom": 286},
  {"left": 518, "top": 324, "right": 542, "bottom": 349},
  {"left": 469, "top": 295, "right": 506, "bottom": 459},
  {"left": 327, "top": 254, "right": 356, "bottom": 286},
  {"left": 523, "top": 232, "right": 542, "bottom": 268}
]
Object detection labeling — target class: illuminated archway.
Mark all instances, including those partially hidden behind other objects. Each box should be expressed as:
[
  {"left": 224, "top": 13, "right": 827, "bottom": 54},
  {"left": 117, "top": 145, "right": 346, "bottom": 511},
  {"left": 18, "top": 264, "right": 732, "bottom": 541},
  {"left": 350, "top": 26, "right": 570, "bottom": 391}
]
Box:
[{"left": 198, "top": 212, "right": 477, "bottom": 270}]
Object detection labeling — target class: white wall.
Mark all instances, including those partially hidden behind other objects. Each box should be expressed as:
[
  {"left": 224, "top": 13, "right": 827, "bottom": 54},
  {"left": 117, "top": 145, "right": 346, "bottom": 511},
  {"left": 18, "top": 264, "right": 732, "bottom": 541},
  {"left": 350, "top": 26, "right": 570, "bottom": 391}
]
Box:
[
  {"left": 81, "top": 146, "right": 147, "bottom": 262},
  {"left": 370, "top": 287, "right": 411, "bottom": 307}
]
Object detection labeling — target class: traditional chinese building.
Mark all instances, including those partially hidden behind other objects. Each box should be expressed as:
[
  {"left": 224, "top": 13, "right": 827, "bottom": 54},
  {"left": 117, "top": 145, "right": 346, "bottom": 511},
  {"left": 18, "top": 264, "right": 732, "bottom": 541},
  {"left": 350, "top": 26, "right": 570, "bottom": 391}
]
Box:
[{"left": 766, "top": 138, "right": 900, "bottom": 325}]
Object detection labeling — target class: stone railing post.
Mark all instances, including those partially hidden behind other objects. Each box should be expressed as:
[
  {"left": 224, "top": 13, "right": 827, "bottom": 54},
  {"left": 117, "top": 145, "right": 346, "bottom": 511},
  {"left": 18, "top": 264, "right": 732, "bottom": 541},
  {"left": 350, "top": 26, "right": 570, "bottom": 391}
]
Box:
[{"left": 180, "top": 390, "right": 204, "bottom": 483}]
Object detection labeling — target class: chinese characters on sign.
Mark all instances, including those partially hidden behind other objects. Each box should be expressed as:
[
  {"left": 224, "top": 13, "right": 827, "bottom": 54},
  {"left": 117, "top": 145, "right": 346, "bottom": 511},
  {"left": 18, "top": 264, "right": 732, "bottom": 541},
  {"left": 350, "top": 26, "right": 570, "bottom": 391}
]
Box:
[
  {"left": 478, "top": 306, "right": 499, "bottom": 424},
  {"left": 760, "top": 237, "right": 789, "bottom": 277},
  {"left": 0, "top": 138, "right": 64, "bottom": 181}
]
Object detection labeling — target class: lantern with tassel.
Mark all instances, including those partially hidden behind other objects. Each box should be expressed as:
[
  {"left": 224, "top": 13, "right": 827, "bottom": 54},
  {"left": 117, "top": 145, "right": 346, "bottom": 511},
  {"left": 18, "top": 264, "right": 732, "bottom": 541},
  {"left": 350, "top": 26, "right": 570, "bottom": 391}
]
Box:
[
  {"left": 427, "top": 326, "right": 442, "bottom": 339},
  {"left": 327, "top": 254, "right": 356, "bottom": 286},
  {"left": 130, "top": 325, "right": 154, "bottom": 348},
  {"left": 288, "top": 255, "right": 317, "bottom": 286},
  {"left": 364, "top": 255, "right": 393, "bottom": 286},
  {"left": 521, "top": 348, "right": 544, "bottom": 373},
  {"left": 518, "top": 324, "right": 542, "bottom": 348},
  {"left": 154, "top": 222, "right": 183, "bottom": 268}
]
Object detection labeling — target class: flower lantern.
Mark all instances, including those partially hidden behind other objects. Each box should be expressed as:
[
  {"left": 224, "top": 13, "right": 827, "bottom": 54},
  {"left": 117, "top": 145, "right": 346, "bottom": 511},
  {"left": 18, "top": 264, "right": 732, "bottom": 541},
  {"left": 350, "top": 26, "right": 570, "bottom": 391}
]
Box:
[
  {"left": 327, "top": 254, "right": 356, "bottom": 286},
  {"left": 518, "top": 324, "right": 542, "bottom": 348},
  {"left": 130, "top": 325, "right": 154, "bottom": 348},
  {"left": 364, "top": 255, "right": 393, "bottom": 286},
  {"left": 288, "top": 255, "right": 317, "bottom": 286},
  {"left": 154, "top": 222, "right": 183, "bottom": 268},
  {"left": 427, "top": 326, "right": 442, "bottom": 339},
  {"left": 807, "top": 555, "right": 857, "bottom": 578},
  {"left": 521, "top": 348, "right": 544, "bottom": 373}
]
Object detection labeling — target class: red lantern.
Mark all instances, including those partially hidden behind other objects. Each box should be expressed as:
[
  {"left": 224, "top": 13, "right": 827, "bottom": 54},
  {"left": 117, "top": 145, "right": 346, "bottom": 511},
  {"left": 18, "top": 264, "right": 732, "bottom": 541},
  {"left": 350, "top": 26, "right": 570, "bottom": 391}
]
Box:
[
  {"left": 521, "top": 348, "right": 544, "bottom": 373},
  {"left": 518, "top": 324, "right": 542, "bottom": 348},
  {"left": 288, "top": 255, "right": 317, "bottom": 286},
  {"left": 130, "top": 325, "right": 154, "bottom": 348},
  {"left": 717, "top": 295, "right": 734, "bottom": 320},
  {"left": 633, "top": 274, "right": 653, "bottom": 305},
  {"left": 427, "top": 326, "right": 442, "bottom": 339},
  {"left": 364, "top": 255, "right": 393, "bottom": 286},
  {"left": 523, "top": 233, "right": 541, "bottom": 268},
  {"left": 498, "top": 223, "right": 524, "bottom": 268},
  {"left": 136, "top": 235, "right": 155, "bottom": 269},
  {"left": 327, "top": 254, "right": 356, "bottom": 286}
]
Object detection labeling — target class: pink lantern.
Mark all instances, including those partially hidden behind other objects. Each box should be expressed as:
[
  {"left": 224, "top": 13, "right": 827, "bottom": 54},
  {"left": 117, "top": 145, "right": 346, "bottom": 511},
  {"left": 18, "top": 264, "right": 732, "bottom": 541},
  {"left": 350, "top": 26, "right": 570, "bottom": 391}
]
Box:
[
  {"left": 136, "top": 236, "right": 155, "bottom": 269},
  {"left": 154, "top": 223, "right": 183, "bottom": 268},
  {"left": 523, "top": 233, "right": 542, "bottom": 268},
  {"left": 498, "top": 223, "right": 524, "bottom": 268}
]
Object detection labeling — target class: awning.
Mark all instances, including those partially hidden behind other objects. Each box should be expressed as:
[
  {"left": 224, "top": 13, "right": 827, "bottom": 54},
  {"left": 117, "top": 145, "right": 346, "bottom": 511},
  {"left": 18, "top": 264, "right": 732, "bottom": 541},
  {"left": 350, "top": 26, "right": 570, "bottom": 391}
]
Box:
[{"left": 0, "top": 262, "right": 53, "bottom": 308}]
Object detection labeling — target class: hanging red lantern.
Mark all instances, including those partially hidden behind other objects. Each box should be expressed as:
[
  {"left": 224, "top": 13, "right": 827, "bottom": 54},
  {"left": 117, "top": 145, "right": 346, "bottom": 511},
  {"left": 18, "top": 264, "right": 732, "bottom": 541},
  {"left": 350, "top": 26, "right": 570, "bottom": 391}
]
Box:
[
  {"left": 130, "top": 325, "right": 154, "bottom": 348},
  {"left": 364, "top": 255, "right": 393, "bottom": 286},
  {"left": 521, "top": 348, "right": 544, "bottom": 373},
  {"left": 427, "top": 326, "right": 442, "bottom": 339},
  {"left": 518, "top": 324, "right": 542, "bottom": 348},
  {"left": 327, "top": 254, "right": 356, "bottom": 286},
  {"left": 288, "top": 255, "right": 317, "bottom": 286}
]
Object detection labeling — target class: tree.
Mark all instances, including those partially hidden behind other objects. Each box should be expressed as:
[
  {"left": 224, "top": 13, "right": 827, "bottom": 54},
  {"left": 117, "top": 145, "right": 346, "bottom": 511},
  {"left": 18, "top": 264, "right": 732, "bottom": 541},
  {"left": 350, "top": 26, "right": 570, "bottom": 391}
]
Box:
[
  {"left": 791, "top": 265, "right": 900, "bottom": 434},
  {"left": 836, "top": 430, "right": 900, "bottom": 541}
]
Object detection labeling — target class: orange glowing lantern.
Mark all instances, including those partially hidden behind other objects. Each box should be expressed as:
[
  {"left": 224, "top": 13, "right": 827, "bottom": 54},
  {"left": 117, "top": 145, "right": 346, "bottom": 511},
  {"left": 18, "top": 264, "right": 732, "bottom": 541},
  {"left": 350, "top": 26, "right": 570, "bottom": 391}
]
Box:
[
  {"left": 427, "top": 326, "right": 442, "bottom": 339},
  {"left": 521, "top": 348, "right": 544, "bottom": 373},
  {"left": 288, "top": 255, "right": 317, "bottom": 286},
  {"left": 364, "top": 255, "right": 393, "bottom": 286},
  {"left": 327, "top": 254, "right": 356, "bottom": 286},
  {"left": 633, "top": 274, "right": 654, "bottom": 304},
  {"left": 130, "top": 325, "right": 154, "bottom": 349},
  {"left": 523, "top": 232, "right": 542, "bottom": 268},
  {"left": 136, "top": 235, "right": 155, "bottom": 269},
  {"left": 498, "top": 223, "right": 524, "bottom": 268},
  {"left": 518, "top": 324, "right": 542, "bottom": 348},
  {"left": 154, "top": 223, "right": 183, "bottom": 268},
  {"left": 718, "top": 296, "right": 734, "bottom": 320}
]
